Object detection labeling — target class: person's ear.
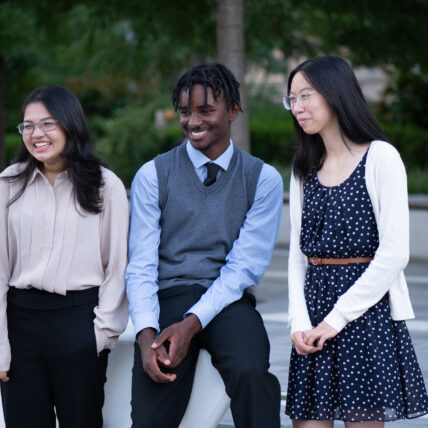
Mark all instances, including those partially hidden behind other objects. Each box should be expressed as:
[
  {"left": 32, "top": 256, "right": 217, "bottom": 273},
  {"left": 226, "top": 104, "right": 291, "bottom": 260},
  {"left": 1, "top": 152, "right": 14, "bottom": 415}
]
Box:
[{"left": 228, "top": 104, "right": 240, "bottom": 122}]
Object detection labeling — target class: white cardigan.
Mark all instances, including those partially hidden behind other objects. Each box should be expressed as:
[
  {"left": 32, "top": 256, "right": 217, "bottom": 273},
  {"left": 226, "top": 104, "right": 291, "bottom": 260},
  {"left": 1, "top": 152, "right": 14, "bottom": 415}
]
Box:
[{"left": 288, "top": 140, "right": 415, "bottom": 334}]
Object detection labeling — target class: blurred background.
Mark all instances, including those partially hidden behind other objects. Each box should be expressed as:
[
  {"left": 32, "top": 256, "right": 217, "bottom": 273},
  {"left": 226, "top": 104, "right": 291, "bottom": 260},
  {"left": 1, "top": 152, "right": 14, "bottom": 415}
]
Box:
[{"left": 1, "top": 0, "right": 427, "bottom": 192}]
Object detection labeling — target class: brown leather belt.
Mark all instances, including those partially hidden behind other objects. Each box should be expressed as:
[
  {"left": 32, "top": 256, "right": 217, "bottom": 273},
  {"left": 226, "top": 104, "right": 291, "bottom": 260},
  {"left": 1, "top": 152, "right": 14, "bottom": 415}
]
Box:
[{"left": 308, "top": 257, "right": 374, "bottom": 266}]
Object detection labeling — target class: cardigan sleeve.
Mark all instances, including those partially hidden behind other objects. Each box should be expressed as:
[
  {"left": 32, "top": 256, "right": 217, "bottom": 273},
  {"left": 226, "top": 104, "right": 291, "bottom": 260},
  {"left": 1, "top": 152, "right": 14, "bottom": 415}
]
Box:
[
  {"left": 287, "top": 173, "right": 312, "bottom": 334},
  {"left": 324, "top": 143, "right": 409, "bottom": 332}
]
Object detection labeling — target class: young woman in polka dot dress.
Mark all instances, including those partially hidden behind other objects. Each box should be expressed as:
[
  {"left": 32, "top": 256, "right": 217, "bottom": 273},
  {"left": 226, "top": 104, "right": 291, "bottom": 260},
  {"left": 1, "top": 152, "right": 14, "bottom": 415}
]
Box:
[{"left": 284, "top": 56, "right": 428, "bottom": 428}]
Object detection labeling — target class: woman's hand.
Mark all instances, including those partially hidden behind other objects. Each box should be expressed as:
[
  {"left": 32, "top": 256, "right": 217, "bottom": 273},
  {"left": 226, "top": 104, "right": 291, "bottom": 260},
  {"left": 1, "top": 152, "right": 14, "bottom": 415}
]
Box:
[
  {"left": 303, "top": 321, "right": 338, "bottom": 351},
  {"left": 291, "top": 331, "right": 320, "bottom": 355},
  {"left": 0, "top": 371, "right": 9, "bottom": 382}
]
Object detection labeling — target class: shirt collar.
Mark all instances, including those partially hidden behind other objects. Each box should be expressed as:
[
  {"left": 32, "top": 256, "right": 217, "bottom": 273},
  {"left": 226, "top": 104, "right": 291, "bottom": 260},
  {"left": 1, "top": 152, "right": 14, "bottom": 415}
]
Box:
[
  {"left": 186, "top": 140, "right": 234, "bottom": 171},
  {"left": 28, "top": 167, "right": 44, "bottom": 185},
  {"left": 28, "top": 167, "right": 69, "bottom": 185}
]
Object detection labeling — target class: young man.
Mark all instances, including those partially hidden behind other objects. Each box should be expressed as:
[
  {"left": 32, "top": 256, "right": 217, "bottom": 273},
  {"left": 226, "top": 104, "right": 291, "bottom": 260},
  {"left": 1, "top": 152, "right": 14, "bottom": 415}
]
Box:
[{"left": 126, "top": 62, "right": 283, "bottom": 428}]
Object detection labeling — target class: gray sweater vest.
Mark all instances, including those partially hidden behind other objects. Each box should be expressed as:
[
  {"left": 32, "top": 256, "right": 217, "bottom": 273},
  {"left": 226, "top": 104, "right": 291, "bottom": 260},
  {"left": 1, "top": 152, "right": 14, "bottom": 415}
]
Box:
[{"left": 154, "top": 143, "right": 263, "bottom": 290}]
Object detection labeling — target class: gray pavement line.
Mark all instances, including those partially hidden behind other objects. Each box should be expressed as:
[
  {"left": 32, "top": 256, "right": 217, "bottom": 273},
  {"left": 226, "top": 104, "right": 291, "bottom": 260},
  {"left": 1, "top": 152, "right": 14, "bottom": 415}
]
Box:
[
  {"left": 261, "top": 312, "right": 288, "bottom": 323},
  {"left": 406, "top": 275, "right": 428, "bottom": 284},
  {"left": 264, "top": 271, "right": 288, "bottom": 279},
  {"left": 261, "top": 312, "right": 428, "bottom": 332},
  {"left": 264, "top": 270, "right": 428, "bottom": 285},
  {"left": 406, "top": 320, "right": 428, "bottom": 332},
  {"left": 273, "top": 248, "right": 289, "bottom": 256}
]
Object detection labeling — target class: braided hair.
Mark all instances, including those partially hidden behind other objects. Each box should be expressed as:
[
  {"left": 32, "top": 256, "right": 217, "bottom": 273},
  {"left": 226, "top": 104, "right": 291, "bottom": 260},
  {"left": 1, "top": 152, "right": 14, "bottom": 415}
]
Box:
[{"left": 172, "top": 62, "right": 242, "bottom": 112}]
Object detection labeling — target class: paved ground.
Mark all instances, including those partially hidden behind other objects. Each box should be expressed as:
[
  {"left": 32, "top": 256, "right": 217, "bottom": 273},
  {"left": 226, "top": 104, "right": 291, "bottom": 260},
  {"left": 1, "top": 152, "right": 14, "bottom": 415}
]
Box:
[{"left": 218, "top": 247, "right": 428, "bottom": 427}]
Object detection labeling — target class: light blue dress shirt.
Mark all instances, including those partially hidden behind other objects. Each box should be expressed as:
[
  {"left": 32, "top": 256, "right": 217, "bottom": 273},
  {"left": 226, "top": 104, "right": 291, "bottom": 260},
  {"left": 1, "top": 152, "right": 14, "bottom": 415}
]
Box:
[{"left": 126, "top": 141, "right": 284, "bottom": 335}]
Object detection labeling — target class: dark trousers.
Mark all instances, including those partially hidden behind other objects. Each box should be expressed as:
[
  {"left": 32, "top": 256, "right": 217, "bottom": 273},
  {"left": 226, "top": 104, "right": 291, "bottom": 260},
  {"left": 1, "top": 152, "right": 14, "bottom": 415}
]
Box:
[
  {"left": 0, "top": 287, "right": 109, "bottom": 428},
  {"left": 131, "top": 284, "right": 281, "bottom": 428}
]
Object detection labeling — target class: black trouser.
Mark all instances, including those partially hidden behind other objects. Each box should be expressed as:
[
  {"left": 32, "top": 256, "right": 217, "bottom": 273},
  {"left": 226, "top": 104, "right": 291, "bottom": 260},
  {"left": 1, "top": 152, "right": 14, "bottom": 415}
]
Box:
[
  {"left": 131, "top": 284, "right": 281, "bottom": 428},
  {"left": 0, "top": 287, "right": 109, "bottom": 428}
]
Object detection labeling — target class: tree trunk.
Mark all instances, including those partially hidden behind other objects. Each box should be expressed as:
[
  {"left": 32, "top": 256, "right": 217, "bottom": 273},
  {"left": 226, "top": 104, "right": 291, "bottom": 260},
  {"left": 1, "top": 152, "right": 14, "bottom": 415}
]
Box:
[
  {"left": 0, "top": 53, "right": 5, "bottom": 171},
  {"left": 216, "top": 0, "right": 250, "bottom": 153}
]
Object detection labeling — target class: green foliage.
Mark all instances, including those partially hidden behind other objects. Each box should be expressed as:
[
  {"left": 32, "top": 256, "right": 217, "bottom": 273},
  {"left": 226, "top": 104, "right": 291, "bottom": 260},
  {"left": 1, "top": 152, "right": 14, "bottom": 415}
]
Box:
[
  {"left": 407, "top": 168, "right": 428, "bottom": 195},
  {"left": 243, "top": 0, "right": 311, "bottom": 71},
  {"left": 271, "top": 164, "right": 292, "bottom": 192},
  {"left": 285, "top": 0, "right": 428, "bottom": 133},
  {"left": 382, "top": 122, "right": 428, "bottom": 170},
  {"left": 293, "top": 0, "right": 428, "bottom": 72},
  {"left": 5, "top": 133, "right": 23, "bottom": 166},
  {"left": 0, "top": 2, "right": 46, "bottom": 130},
  {"left": 3, "top": 0, "right": 428, "bottom": 194},
  {"left": 92, "top": 103, "right": 182, "bottom": 186},
  {"left": 377, "top": 69, "right": 428, "bottom": 129},
  {"left": 248, "top": 104, "right": 295, "bottom": 167}
]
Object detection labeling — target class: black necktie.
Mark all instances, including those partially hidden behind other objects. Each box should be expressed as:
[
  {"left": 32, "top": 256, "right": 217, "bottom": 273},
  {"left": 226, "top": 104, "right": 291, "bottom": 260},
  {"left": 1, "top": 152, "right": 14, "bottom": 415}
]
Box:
[{"left": 203, "top": 163, "right": 220, "bottom": 186}]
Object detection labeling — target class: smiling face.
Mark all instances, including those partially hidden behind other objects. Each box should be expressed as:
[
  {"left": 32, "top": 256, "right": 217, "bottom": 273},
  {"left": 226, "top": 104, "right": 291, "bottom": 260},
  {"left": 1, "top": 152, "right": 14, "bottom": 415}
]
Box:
[
  {"left": 289, "top": 72, "right": 338, "bottom": 139},
  {"left": 22, "top": 102, "right": 68, "bottom": 172},
  {"left": 178, "top": 84, "right": 238, "bottom": 160}
]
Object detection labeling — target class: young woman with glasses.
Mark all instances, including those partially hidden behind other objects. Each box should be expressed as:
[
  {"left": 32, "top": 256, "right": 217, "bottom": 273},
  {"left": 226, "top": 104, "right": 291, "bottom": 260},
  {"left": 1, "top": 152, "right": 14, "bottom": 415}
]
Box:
[
  {"left": 0, "top": 86, "right": 129, "bottom": 427},
  {"left": 284, "top": 56, "right": 428, "bottom": 428}
]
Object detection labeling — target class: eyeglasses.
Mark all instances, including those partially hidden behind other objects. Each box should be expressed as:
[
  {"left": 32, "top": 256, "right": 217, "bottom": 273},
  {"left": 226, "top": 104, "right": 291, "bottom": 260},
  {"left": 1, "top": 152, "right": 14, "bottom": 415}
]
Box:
[
  {"left": 17, "top": 118, "right": 58, "bottom": 135},
  {"left": 283, "top": 92, "right": 314, "bottom": 111}
]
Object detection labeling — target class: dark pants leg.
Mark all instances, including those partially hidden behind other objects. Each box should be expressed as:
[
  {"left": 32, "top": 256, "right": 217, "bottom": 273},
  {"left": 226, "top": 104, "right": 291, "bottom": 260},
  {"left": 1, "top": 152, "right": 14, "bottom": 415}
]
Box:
[
  {"left": 131, "top": 286, "right": 201, "bottom": 428},
  {"left": 131, "top": 285, "right": 280, "bottom": 428},
  {"left": 1, "top": 303, "right": 56, "bottom": 428},
  {"left": 1, "top": 288, "right": 108, "bottom": 428},
  {"left": 45, "top": 304, "right": 109, "bottom": 428},
  {"left": 202, "top": 293, "right": 281, "bottom": 428}
]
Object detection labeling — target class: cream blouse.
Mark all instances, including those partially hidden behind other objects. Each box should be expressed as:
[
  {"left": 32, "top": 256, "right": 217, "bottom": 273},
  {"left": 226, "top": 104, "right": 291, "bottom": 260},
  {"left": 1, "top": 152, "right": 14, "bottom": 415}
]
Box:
[{"left": 0, "top": 163, "right": 129, "bottom": 371}]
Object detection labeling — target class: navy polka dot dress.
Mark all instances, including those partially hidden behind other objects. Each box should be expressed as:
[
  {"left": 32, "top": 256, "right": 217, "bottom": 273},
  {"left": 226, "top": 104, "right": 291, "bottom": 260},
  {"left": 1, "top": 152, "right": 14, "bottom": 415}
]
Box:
[{"left": 285, "top": 152, "right": 428, "bottom": 422}]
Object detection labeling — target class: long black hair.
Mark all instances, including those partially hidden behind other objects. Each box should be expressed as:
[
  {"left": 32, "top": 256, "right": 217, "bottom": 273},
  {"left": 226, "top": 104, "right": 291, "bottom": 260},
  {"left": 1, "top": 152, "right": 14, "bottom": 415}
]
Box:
[
  {"left": 5, "top": 85, "right": 105, "bottom": 213},
  {"left": 172, "top": 62, "right": 242, "bottom": 112},
  {"left": 287, "top": 56, "right": 387, "bottom": 180}
]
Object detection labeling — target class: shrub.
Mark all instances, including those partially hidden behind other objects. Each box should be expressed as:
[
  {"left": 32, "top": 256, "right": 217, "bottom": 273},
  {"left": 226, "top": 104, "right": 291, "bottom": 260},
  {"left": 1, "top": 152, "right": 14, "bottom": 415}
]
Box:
[
  {"left": 407, "top": 167, "right": 428, "bottom": 195},
  {"left": 250, "top": 114, "right": 295, "bottom": 166},
  {"left": 248, "top": 104, "right": 295, "bottom": 167},
  {"left": 382, "top": 122, "right": 428, "bottom": 170},
  {"left": 5, "top": 133, "right": 23, "bottom": 166},
  {"left": 92, "top": 104, "right": 182, "bottom": 187}
]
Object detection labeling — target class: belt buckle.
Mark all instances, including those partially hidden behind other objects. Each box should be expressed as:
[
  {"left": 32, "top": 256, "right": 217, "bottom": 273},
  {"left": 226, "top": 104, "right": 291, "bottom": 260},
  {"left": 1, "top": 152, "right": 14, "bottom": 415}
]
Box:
[{"left": 311, "top": 257, "right": 322, "bottom": 265}]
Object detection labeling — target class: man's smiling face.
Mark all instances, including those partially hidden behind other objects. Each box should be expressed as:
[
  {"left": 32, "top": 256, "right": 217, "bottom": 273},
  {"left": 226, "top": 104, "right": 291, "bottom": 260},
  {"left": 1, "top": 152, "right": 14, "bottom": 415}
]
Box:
[{"left": 178, "top": 84, "right": 238, "bottom": 160}]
